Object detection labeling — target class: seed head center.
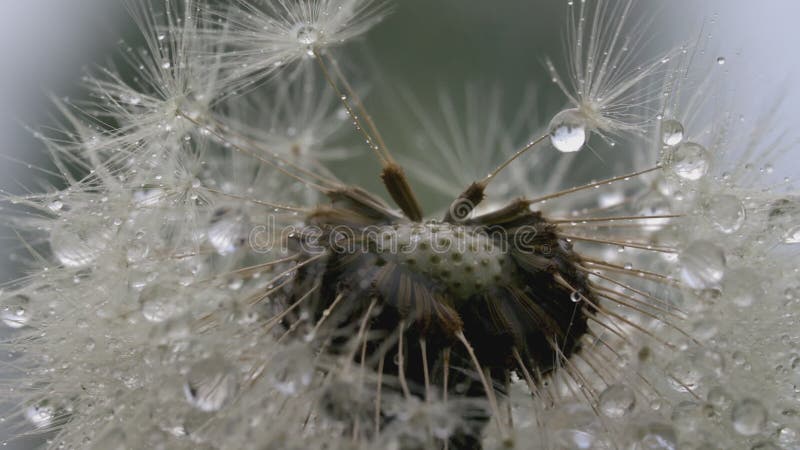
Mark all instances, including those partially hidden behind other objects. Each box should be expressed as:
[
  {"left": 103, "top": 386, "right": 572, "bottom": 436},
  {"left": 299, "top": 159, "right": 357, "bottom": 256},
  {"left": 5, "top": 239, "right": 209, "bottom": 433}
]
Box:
[{"left": 374, "top": 222, "right": 512, "bottom": 299}]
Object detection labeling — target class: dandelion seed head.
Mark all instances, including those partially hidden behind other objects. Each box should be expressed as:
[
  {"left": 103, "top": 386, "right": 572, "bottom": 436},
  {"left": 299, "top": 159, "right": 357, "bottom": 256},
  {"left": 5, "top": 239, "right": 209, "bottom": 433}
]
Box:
[
  {"left": 205, "top": 0, "right": 390, "bottom": 91},
  {"left": 1, "top": 0, "right": 799, "bottom": 449},
  {"left": 546, "top": 0, "right": 680, "bottom": 145}
]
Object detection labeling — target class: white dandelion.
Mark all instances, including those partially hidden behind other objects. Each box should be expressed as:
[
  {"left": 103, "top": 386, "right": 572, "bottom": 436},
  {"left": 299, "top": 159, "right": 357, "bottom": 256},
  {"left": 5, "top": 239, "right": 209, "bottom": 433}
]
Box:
[{"left": 1, "top": 1, "right": 799, "bottom": 450}]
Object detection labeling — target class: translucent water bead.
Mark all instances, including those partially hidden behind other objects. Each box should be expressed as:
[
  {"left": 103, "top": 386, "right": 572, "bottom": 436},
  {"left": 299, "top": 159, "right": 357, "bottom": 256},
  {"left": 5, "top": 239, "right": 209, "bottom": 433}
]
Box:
[
  {"left": 207, "top": 208, "right": 249, "bottom": 256},
  {"left": 1, "top": 294, "right": 30, "bottom": 329},
  {"left": 549, "top": 108, "right": 589, "bottom": 153},
  {"left": 660, "top": 119, "right": 684, "bottom": 147},
  {"left": 766, "top": 197, "right": 800, "bottom": 244},
  {"left": 705, "top": 194, "right": 746, "bottom": 234},
  {"left": 294, "top": 24, "right": 319, "bottom": 55},
  {"left": 722, "top": 268, "right": 762, "bottom": 308},
  {"left": 679, "top": 240, "right": 726, "bottom": 289},
  {"left": 731, "top": 398, "right": 767, "bottom": 436},
  {"left": 139, "top": 285, "right": 182, "bottom": 323},
  {"left": 631, "top": 422, "right": 677, "bottom": 450},
  {"left": 667, "top": 142, "right": 711, "bottom": 181},
  {"left": 295, "top": 25, "right": 319, "bottom": 46},
  {"left": 183, "top": 355, "right": 239, "bottom": 412},
  {"left": 25, "top": 402, "right": 55, "bottom": 429},
  {"left": 50, "top": 219, "right": 113, "bottom": 267},
  {"left": 598, "top": 384, "right": 636, "bottom": 418}
]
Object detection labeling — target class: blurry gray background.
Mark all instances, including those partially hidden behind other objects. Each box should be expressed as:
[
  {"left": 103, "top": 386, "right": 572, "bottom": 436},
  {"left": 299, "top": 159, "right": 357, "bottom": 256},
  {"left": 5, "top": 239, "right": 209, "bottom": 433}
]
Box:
[{"left": 0, "top": 0, "right": 798, "bottom": 447}]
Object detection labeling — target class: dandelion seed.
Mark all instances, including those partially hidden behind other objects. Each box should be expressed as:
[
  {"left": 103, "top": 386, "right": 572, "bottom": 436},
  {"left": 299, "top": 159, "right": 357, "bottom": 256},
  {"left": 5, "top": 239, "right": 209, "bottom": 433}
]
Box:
[
  {"left": 546, "top": 0, "right": 680, "bottom": 142},
  {"left": 204, "top": 0, "right": 389, "bottom": 91}
]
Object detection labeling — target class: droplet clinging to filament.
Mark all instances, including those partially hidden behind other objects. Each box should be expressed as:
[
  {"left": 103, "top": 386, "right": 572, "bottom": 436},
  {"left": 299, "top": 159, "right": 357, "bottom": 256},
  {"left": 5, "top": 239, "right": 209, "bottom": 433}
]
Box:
[
  {"left": 667, "top": 142, "right": 711, "bottom": 181},
  {"left": 549, "top": 108, "right": 590, "bottom": 153},
  {"left": 660, "top": 119, "right": 684, "bottom": 147},
  {"left": 183, "top": 356, "right": 239, "bottom": 412},
  {"left": 295, "top": 24, "right": 320, "bottom": 55}
]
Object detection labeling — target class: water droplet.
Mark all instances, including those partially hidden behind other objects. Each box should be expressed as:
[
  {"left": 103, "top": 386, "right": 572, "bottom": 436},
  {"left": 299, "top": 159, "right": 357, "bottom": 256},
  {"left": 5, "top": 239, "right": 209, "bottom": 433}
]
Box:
[
  {"left": 777, "top": 426, "right": 799, "bottom": 446},
  {"left": 731, "top": 398, "right": 767, "bottom": 436},
  {"left": 660, "top": 119, "right": 684, "bottom": 146},
  {"left": 295, "top": 25, "right": 319, "bottom": 45},
  {"left": 691, "top": 318, "right": 719, "bottom": 340},
  {"left": 680, "top": 240, "right": 726, "bottom": 289},
  {"left": 599, "top": 384, "right": 635, "bottom": 418},
  {"left": 139, "top": 285, "right": 182, "bottom": 322},
  {"left": 766, "top": 197, "right": 800, "bottom": 244},
  {"left": 50, "top": 220, "right": 112, "bottom": 267},
  {"left": 716, "top": 56, "right": 726, "bottom": 65},
  {"left": 228, "top": 277, "right": 244, "bottom": 291},
  {"left": 666, "top": 356, "right": 704, "bottom": 393},
  {"left": 632, "top": 422, "right": 677, "bottom": 450},
  {"left": 705, "top": 194, "right": 745, "bottom": 233},
  {"left": 722, "top": 268, "right": 761, "bottom": 307},
  {"left": 667, "top": 142, "right": 710, "bottom": 181},
  {"left": 295, "top": 24, "right": 319, "bottom": 53},
  {"left": 707, "top": 386, "right": 732, "bottom": 409},
  {"left": 132, "top": 189, "right": 163, "bottom": 207},
  {"left": 598, "top": 191, "right": 625, "bottom": 208},
  {"left": 549, "top": 108, "right": 589, "bottom": 153},
  {"left": 47, "top": 200, "right": 64, "bottom": 212},
  {"left": 184, "top": 355, "right": 239, "bottom": 412},
  {"left": 126, "top": 240, "right": 150, "bottom": 264},
  {"left": 1, "top": 294, "right": 30, "bottom": 329},
  {"left": 784, "top": 226, "right": 800, "bottom": 244},
  {"left": 207, "top": 208, "right": 249, "bottom": 256},
  {"left": 267, "top": 345, "right": 314, "bottom": 395},
  {"left": 549, "top": 404, "right": 600, "bottom": 449},
  {"left": 25, "top": 402, "right": 54, "bottom": 429}
]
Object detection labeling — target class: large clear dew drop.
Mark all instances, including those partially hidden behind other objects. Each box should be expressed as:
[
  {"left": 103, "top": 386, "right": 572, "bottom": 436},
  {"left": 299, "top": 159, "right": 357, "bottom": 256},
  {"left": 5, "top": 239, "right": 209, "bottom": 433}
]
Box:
[
  {"left": 731, "top": 398, "right": 767, "bottom": 436},
  {"left": 294, "top": 24, "right": 319, "bottom": 55},
  {"left": 25, "top": 402, "right": 55, "bottom": 429},
  {"left": 679, "top": 240, "right": 726, "bottom": 289},
  {"left": 785, "top": 226, "right": 800, "bottom": 244},
  {"left": 139, "top": 285, "right": 182, "bottom": 323},
  {"left": 598, "top": 384, "right": 636, "bottom": 418},
  {"left": 295, "top": 25, "right": 319, "bottom": 45},
  {"left": 706, "top": 194, "right": 746, "bottom": 233},
  {"left": 722, "top": 268, "right": 761, "bottom": 308},
  {"left": 1, "top": 294, "right": 30, "bottom": 329},
  {"left": 207, "top": 208, "right": 249, "bottom": 256},
  {"left": 548, "top": 404, "right": 600, "bottom": 449},
  {"left": 766, "top": 197, "right": 800, "bottom": 244},
  {"left": 660, "top": 119, "right": 684, "bottom": 147},
  {"left": 632, "top": 422, "right": 677, "bottom": 450},
  {"left": 50, "top": 220, "right": 112, "bottom": 267},
  {"left": 183, "top": 355, "right": 239, "bottom": 412},
  {"left": 267, "top": 345, "right": 314, "bottom": 395},
  {"left": 667, "top": 142, "right": 710, "bottom": 181},
  {"left": 549, "top": 108, "right": 589, "bottom": 153}
]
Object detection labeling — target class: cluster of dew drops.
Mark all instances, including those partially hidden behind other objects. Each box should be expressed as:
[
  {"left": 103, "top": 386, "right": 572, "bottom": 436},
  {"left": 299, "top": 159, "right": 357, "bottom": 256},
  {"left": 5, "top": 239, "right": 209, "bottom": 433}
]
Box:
[{"left": 544, "top": 103, "right": 800, "bottom": 447}]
